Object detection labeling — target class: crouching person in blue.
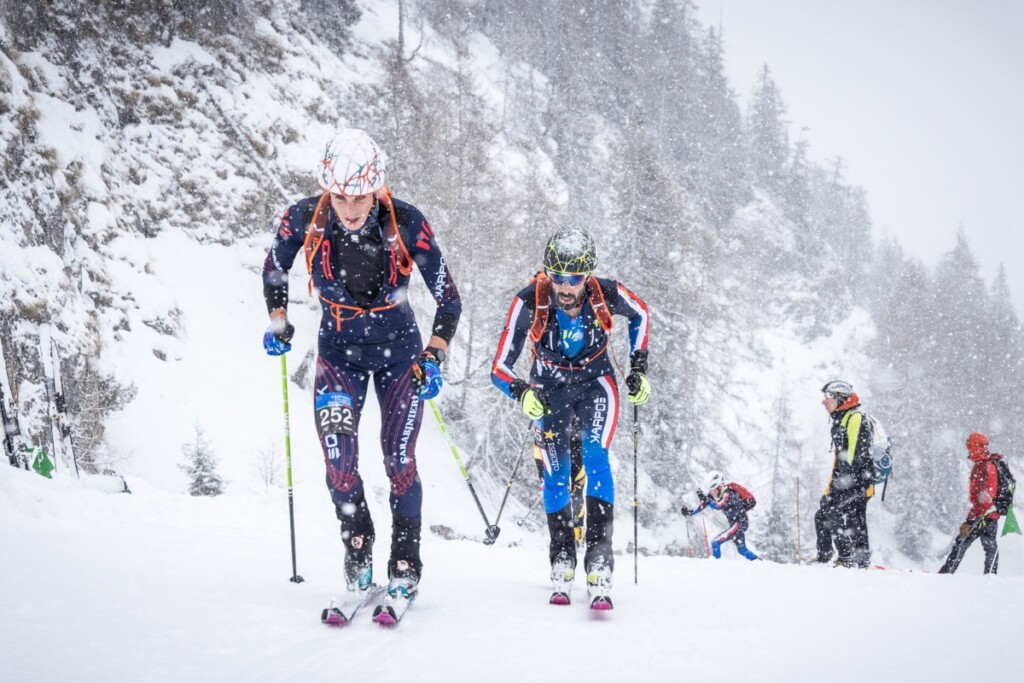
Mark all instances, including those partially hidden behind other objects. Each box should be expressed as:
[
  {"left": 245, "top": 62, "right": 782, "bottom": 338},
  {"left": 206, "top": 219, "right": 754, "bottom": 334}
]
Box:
[
  {"left": 491, "top": 228, "right": 651, "bottom": 607},
  {"left": 682, "top": 472, "right": 759, "bottom": 560},
  {"left": 262, "top": 129, "right": 461, "bottom": 601}
]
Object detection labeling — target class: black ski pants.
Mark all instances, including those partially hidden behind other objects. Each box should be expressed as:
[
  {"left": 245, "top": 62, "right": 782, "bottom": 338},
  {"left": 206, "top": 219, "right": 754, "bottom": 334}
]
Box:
[
  {"left": 940, "top": 516, "right": 999, "bottom": 575},
  {"left": 815, "top": 494, "right": 870, "bottom": 566}
]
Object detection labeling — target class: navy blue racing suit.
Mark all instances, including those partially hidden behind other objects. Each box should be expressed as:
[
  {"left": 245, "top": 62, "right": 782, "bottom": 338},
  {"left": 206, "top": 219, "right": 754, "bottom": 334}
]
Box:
[{"left": 263, "top": 194, "right": 460, "bottom": 576}]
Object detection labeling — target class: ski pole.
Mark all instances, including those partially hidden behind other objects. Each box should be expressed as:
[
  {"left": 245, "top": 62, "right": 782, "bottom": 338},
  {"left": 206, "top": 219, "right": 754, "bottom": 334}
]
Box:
[
  {"left": 701, "top": 510, "right": 711, "bottom": 557},
  {"left": 280, "top": 354, "right": 304, "bottom": 584},
  {"left": 517, "top": 494, "right": 542, "bottom": 526},
  {"left": 633, "top": 404, "right": 639, "bottom": 585},
  {"left": 796, "top": 476, "right": 802, "bottom": 563},
  {"left": 492, "top": 437, "right": 529, "bottom": 528},
  {"left": 428, "top": 399, "right": 500, "bottom": 544},
  {"left": 684, "top": 511, "right": 693, "bottom": 558}
]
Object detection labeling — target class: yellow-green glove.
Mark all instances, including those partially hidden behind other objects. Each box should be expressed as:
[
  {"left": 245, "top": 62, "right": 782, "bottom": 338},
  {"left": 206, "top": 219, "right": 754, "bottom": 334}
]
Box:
[
  {"left": 626, "top": 372, "right": 651, "bottom": 405},
  {"left": 521, "top": 388, "right": 549, "bottom": 419}
]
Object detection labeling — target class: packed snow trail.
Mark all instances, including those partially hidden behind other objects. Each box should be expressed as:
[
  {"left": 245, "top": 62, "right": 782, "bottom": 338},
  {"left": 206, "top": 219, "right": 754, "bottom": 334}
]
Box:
[{"left": 2, "top": 465, "right": 1022, "bottom": 683}]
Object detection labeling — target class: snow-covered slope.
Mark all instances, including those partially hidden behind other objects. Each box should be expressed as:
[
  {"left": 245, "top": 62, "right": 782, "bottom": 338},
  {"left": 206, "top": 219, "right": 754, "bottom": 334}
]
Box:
[{"left": 2, "top": 459, "right": 1021, "bottom": 683}]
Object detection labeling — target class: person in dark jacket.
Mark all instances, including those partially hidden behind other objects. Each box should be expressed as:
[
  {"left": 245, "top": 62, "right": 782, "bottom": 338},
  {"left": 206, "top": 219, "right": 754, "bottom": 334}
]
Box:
[
  {"left": 813, "top": 380, "right": 876, "bottom": 568},
  {"left": 939, "top": 432, "right": 1002, "bottom": 575},
  {"left": 261, "top": 129, "right": 461, "bottom": 600},
  {"left": 682, "top": 471, "right": 759, "bottom": 560},
  {"left": 491, "top": 228, "right": 650, "bottom": 605}
]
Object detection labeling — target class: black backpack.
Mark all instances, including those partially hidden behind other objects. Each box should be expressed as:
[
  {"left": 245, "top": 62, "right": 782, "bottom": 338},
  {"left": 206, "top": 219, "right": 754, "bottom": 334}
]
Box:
[{"left": 994, "top": 459, "right": 1016, "bottom": 515}]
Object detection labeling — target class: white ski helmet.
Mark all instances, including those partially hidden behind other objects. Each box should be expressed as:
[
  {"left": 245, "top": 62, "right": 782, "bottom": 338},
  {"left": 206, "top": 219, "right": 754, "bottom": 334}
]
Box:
[
  {"left": 821, "top": 380, "right": 853, "bottom": 401},
  {"left": 316, "top": 129, "right": 387, "bottom": 195},
  {"left": 705, "top": 471, "right": 726, "bottom": 494}
]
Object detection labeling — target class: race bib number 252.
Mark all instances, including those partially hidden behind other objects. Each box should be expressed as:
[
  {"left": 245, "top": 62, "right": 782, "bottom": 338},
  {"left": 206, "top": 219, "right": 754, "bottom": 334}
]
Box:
[{"left": 315, "top": 392, "right": 356, "bottom": 438}]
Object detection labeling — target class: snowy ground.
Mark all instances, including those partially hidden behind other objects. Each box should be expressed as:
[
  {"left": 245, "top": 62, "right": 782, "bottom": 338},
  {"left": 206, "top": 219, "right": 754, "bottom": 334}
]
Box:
[
  {"left": 4, "top": 230, "right": 1023, "bottom": 681},
  {"left": 3, "top": 457, "right": 1022, "bottom": 683}
]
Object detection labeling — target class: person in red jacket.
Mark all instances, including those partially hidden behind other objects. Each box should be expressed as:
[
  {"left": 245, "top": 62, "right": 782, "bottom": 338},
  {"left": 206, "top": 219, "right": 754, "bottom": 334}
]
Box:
[{"left": 938, "top": 432, "right": 1001, "bottom": 574}]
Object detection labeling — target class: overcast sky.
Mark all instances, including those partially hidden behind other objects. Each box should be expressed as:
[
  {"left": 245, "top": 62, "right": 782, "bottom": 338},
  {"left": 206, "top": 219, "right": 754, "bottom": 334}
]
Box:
[{"left": 694, "top": 0, "right": 1024, "bottom": 315}]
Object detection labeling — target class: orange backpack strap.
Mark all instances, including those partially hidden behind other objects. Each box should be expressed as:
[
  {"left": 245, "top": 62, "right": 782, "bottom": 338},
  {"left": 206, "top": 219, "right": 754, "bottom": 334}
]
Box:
[
  {"left": 302, "top": 192, "right": 332, "bottom": 294},
  {"left": 377, "top": 187, "right": 413, "bottom": 277},
  {"left": 302, "top": 188, "right": 413, "bottom": 296},
  {"left": 587, "top": 276, "right": 613, "bottom": 332},
  {"left": 529, "top": 272, "right": 551, "bottom": 343}
]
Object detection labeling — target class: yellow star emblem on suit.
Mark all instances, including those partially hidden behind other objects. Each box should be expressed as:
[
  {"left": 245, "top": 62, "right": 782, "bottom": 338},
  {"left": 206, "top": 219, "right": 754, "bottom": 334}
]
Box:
[{"left": 544, "top": 430, "right": 556, "bottom": 441}]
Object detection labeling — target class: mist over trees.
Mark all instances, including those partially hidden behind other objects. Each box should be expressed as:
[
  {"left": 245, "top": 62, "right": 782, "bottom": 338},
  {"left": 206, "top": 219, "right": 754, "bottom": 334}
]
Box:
[{"left": 2, "top": 0, "right": 1021, "bottom": 562}]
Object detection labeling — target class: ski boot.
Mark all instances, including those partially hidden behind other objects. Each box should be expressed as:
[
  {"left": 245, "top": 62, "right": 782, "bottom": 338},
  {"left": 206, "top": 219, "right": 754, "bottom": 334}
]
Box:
[
  {"left": 386, "top": 559, "right": 420, "bottom": 599},
  {"left": 586, "top": 564, "right": 613, "bottom": 611},
  {"left": 372, "top": 559, "right": 419, "bottom": 626},
  {"left": 549, "top": 555, "right": 576, "bottom": 605},
  {"left": 337, "top": 498, "right": 375, "bottom": 591},
  {"left": 343, "top": 534, "right": 374, "bottom": 592}
]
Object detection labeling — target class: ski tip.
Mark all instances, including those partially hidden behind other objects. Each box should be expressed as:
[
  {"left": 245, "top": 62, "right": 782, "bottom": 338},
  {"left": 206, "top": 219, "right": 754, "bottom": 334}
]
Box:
[
  {"left": 372, "top": 605, "right": 398, "bottom": 627},
  {"left": 321, "top": 608, "right": 350, "bottom": 626},
  {"left": 590, "top": 596, "right": 614, "bottom": 611},
  {"left": 549, "top": 592, "right": 571, "bottom": 606}
]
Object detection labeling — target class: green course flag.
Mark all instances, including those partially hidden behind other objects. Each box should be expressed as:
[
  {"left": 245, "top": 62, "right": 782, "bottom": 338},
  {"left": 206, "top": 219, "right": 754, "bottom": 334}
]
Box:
[
  {"left": 1002, "top": 506, "right": 1021, "bottom": 537},
  {"left": 31, "top": 447, "right": 55, "bottom": 479}
]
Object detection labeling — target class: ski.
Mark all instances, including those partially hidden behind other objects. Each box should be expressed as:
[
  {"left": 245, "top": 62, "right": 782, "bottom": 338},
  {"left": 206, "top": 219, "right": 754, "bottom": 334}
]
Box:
[
  {"left": 47, "top": 332, "right": 79, "bottom": 477},
  {"left": 321, "top": 585, "right": 384, "bottom": 626},
  {"left": 372, "top": 593, "right": 415, "bottom": 626},
  {"left": 549, "top": 591, "right": 571, "bottom": 605},
  {"left": 589, "top": 595, "right": 614, "bottom": 611},
  {"left": 0, "top": 340, "right": 30, "bottom": 470}
]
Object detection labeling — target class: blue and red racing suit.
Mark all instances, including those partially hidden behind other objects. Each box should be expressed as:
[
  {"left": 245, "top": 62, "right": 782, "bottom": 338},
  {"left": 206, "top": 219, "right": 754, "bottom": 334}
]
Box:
[
  {"left": 492, "top": 275, "right": 649, "bottom": 570},
  {"left": 687, "top": 483, "right": 758, "bottom": 560},
  {"left": 263, "top": 193, "right": 460, "bottom": 573}
]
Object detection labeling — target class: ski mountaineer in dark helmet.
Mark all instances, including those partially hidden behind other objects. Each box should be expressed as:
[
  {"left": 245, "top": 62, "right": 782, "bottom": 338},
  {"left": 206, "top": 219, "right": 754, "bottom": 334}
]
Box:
[
  {"left": 491, "top": 228, "right": 651, "bottom": 609},
  {"left": 261, "top": 129, "right": 461, "bottom": 603}
]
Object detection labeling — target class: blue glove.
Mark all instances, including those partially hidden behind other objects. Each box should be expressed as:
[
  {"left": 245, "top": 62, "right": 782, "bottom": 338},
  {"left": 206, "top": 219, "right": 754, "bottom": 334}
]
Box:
[
  {"left": 263, "top": 319, "right": 295, "bottom": 356},
  {"left": 411, "top": 348, "right": 444, "bottom": 399}
]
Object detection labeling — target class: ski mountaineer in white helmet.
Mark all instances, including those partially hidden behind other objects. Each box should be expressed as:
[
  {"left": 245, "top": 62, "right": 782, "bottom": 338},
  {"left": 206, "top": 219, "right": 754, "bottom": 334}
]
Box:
[
  {"left": 261, "top": 129, "right": 462, "bottom": 616},
  {"left": 681, "top": 471, "right": 759, "bottom": 560},
  {"left": 491, "top": 228, "right": 652, "bottom": 610}
]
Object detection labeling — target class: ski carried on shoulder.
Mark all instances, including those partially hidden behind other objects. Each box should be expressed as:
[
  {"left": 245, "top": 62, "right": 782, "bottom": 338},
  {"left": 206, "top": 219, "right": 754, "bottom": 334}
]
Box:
[
  {"left": 372, "top": 593, "right": 415, "bottom": 626},
  {"left": 321, "top": 585, "right": 384, "bottom": 626}
]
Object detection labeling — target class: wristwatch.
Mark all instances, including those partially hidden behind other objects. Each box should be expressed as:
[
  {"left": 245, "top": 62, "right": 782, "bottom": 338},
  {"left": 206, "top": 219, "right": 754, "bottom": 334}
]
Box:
[{"left": 427, "top": 346, "right": 446, "bottom": 364}]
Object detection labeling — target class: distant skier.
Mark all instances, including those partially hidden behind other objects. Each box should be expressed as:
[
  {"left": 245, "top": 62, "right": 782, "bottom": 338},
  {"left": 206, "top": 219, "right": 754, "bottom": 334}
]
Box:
[
  {"left": 814, "top": 380, "right": 876, "bottom": 568},
  {"left": 938, "top": 432, "right": 1007, "bottom": 575},
  {"left": 682, "top": 472, "right": 759, "bottom": 560},
  {"left": 261, "top": 129, "right": 461, "bottom": 601},
  {"left": 491, "top": 228, "right": 651, "bottom": 607}
]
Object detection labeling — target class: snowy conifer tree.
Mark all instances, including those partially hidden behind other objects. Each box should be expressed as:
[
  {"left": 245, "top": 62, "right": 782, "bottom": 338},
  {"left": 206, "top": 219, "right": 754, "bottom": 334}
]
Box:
[{"left": 180, "top": 425, "right": 225, "bottom": 497}]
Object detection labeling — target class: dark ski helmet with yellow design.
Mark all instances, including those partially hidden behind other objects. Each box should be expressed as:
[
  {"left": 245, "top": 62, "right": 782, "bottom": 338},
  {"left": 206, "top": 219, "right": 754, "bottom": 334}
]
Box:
[{"left": 543, "top": 228, "right": 598, "bottom": 275}]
